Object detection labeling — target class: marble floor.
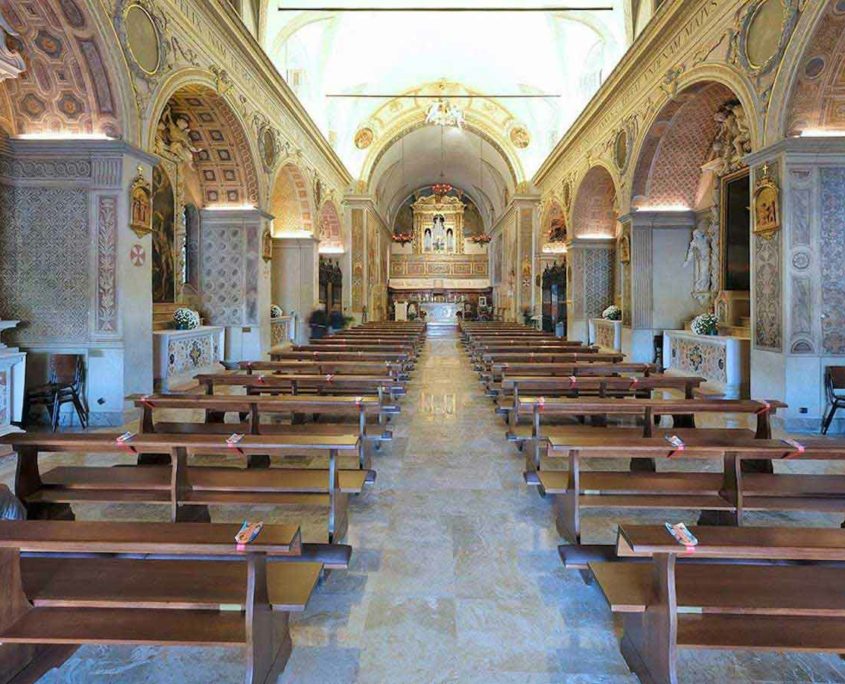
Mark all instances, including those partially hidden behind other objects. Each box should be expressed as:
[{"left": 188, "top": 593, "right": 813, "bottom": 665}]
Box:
[{"left": 4, "top": 331, "right": 845, "bottom": 682}]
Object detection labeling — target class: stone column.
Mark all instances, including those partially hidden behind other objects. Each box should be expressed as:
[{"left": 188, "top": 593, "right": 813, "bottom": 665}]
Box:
[
  {"left": 566, "top": 237, "right": 615, "bottom": 344},
  {"left": 745, "top": 137, "right": 845, "bottom": 432},
  {"left": 618, "top": 210, "right": 698, "bottom": 361},
  {"left": 271, "top": 235, "right": 319, "bottom": 345},
  {"left": 199, "top": 208, "right": 273, "bottom": 360},
  {"left": 513, "top": 195, "right": 540, "bottom": 321}
]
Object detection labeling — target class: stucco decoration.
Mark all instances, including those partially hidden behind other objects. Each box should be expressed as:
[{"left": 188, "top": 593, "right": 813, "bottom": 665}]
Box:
[
  {"left": 753, "top": 162, "right": 782, "bottom": 351},
  {"left": 0, "top": 8, "right": 24, "bottom": 82},
  {"left": 200, "top": 224, "right": 245, "bottom": 326},
  {"left": 318, "top": 200, "right": 342, "bottom": 252},
  {"left": 784, "top": 0, "right": 845, "bottom": 135},
  {"left": 269, "top": 162, "right": 313, "bottom": 234},
  {"left": 0, "top": 0, "right": 121, "bottom": 136},
  {"left": 96, "top": 195, "right": 118, "bottom": 335},
  {"left": 734, "top": 0, "right": 801, "bottom": 77},
  {"left": 571, "top": 166, "right": 616, "bottom": 237},
  {"left": 354, "top": 127, "right": 374, "bottom": 150}
]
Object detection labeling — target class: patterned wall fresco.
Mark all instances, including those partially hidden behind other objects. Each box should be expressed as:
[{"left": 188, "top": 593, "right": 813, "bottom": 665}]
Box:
[
  {"left": 0, "top": 0, "right": 121, "bottom": 136},
  {"left": 318, "top": 200, "right": 341, "bottom": 250},
  {"left": 200, "top": 224, "right": 245, "bottom": 326},
  {"left": 351, "top": 208, "right": 364, "bottom": 309},
  {"left": 820, "top": 166, "right": 845, "bottom": 354},
  {"left": 753, "top": 163, "right": 782, "bottom": 351},
  {"left": 95, "top": 195, "right": 117, "bottom": 335},
  {"left": 631, "top": 82, "right": 734, "bottom": 208},
  {"left": 571, "top": 166, "right": 616, "bottom": 237},
  {"left": 786, "top": 1, "right": 845, "bottom": 135},
  {"left": 0, "top": 185, "right": 89, "bottom": 344},
  {"left": 788, "top": 166, "right": 815, "bottom": 354},
  {"left": 520, "top": 208, "right": 533, "bottom": 305},
  {"left": 583, "top": 247, "right": 614, "bottom": 318},
  {"left": 169, "top": 86, "right": 258, "bottom": 207}
]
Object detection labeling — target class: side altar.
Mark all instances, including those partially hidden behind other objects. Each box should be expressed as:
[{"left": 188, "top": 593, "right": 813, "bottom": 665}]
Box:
[{"left": 0, "top": 321, "right": 26, "bottom": 436}]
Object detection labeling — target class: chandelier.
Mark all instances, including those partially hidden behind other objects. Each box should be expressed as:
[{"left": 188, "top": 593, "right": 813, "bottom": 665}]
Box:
[
  {"left": 432, "top": 183, "right": 452, "bottom": 197},
  {"left": 425, "top": 99, "right": 464, "bottom": 128}
]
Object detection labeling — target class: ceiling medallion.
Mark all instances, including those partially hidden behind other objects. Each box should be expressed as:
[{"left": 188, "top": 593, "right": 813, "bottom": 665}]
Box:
[{"left": 425, "top": 99, "right": 464, "bottom": 128}]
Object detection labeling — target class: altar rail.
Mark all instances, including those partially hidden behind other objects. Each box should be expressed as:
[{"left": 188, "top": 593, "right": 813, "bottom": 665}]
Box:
[{"left": 662, "top": 330, "right": 749, "bottom": 399}]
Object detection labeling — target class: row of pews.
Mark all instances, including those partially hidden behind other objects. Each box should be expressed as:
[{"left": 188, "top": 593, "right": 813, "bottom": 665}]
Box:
[
  {"left": 0, "top": 321, "right": 425, "bottom": 683},
  {"left": 462, "top": 320, "right": 845, "bottom": 684}
]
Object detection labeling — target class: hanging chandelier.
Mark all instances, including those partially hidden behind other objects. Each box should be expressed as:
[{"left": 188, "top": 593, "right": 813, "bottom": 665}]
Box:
[
  {"left": 432, "top": 183, "right": 452, "bottom": 197},
  {"left": 425, "top": 99, "right": 464, "bottom": 128}
]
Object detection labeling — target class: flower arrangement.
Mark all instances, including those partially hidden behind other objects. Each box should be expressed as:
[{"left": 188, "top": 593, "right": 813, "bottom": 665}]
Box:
[
  {"left": 392, "top": 232, "right": 414, "bottom": 245},
  {"left": 270, "top": 304, "right": 283, "bottom": 319},
  {"left": 172, "top": 307, "right": 200, "bottom": 330},
  {"left": 601, "top": 305, "right": 621, "bottom": 321},
  {"left": 691, "top": 312, "right": 719, "bottom": 336},
  {"left": 468, "top": 233, "right": 492, "bottom": 244}
]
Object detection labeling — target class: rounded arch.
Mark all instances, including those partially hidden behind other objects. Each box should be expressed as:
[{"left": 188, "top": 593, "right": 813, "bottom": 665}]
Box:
[
  {"left": 269, "top": 162, "right": 315, "bottom": 235},
  {"left": 629, "top": 79, "right": 746, "bottom": 211},
  {"left": 0, "top": 0, "right": 129, "bottom": 138},
  {"left": 318, "top": 199, "right": 343, "bottom": 252},
  {"left": 570, "top": 165, "right": 618, "bottom": 238},
  {"left": 773, "top": 0, "right": 845, "bottom": 139},
  {"left": 150, "top": 80, "right": 261, "bottom": 208}
]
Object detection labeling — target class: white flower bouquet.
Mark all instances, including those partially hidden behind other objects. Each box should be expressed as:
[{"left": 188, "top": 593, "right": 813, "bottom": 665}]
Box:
[
  {"left": 691, "top": 312, "right": 719, "bottom": 335},
  {"left": 172, "top": 307, "right": 200, "bottom": 330},
  {"left": 270, "top": 304, "right": 283, "bottom": 319},
  {"left": 601, "top": 305, "right": 621, "bottom": 321}
]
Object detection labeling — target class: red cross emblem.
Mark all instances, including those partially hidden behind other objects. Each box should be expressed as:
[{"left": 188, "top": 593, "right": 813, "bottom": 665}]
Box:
[{"left": 130, "top": 244, "right": 146, "bottom": 266}]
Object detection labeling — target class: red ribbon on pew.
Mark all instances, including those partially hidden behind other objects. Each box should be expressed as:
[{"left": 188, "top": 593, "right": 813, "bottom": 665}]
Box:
[
  {"left": 139, "top": 394, "right": 156, "bottom": 409},
  {"left": 629, "top": 377, "right": 639, "bottom": 389},
  {"left": 755, "top": 400, "right": 772, "bottom": 415},
  {"left": 569, "top": 376, "right": 577, "bottom": 389},
  {"left": 665, "top": 434, "right": 685, "bottom": 458},
  {"left": 355, "top": 396, "right": 364, "bottom": 407},
  {"left": 115, "top": 432, "right": 137, "bottom": 454},
  {"left": 245, "top": 361, "right": 253, "bottom": 371},
  {"left": 256, "top": 375, "right": 266, "bottom": 384},
  {"left": 227, "top": 433, "right": 246, "bottom": 456},
  {"left": 325, "top": 374, "right": 335, "bottom": 383},
  {"left": 782, "top": 438, "right": 805, "bottom": 459},
  {"left": 537, "top": 396, "right": 546, "bottom": 412}
]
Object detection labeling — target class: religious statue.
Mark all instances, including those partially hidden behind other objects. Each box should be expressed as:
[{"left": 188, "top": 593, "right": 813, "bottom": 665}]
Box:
[
  {"left": 684, "top": 219, "right": 713, "bottom": 305},
  {"left": 155, "top": 104, "right": 201, "bottom": 165},
  {"left": 710, "top": 100, "right": 752, "bottom": 176}
]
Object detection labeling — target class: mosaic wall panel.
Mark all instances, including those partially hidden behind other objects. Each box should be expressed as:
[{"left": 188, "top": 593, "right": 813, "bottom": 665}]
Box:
[
  {"left": 0, "top": 185, "right": 89, "bottom": 344},
  {"left": 351, "top": 209, "right": 364, "bottom": 309},
  {"left": 200, "top": 224, "right": 245, "bottom": 326},
  {"left": 753, "top": 163, "right": 782, "bottom": 351},
  {"left": 390, "top": 254, "right": 488, "bottom": 279},
  {"left": 583, "top": 248, "right": 614, "bottom": 318},
  {"left": 0, "top": 0, "right": 120, "bottom": 136},
  {"left": 671, "top": 336, "right": 728, "bottom": 384},
  {"left": 820, "top": 167, "right": 845, "bottom": 354},
  {"left": 95, "top": 195, "right": 117, "bottom": 335}
]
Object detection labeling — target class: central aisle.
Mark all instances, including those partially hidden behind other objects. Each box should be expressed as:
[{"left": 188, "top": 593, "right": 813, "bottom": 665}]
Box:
[{"left": 280, "top": 329, "right": 635, "bottom": 683}]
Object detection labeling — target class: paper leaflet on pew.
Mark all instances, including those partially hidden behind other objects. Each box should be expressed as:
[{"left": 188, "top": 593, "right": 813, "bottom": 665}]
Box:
[
  {"left": 664, "top": 522, "right": 698, "bottom": 548},
  {"left": 235, "top": 520, "right": 264, "bottom": 547}
]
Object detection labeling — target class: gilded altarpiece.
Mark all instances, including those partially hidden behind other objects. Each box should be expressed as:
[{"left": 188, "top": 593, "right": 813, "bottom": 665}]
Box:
[{"left": 411, "top": 194, "right": 465, "bottom": 255}]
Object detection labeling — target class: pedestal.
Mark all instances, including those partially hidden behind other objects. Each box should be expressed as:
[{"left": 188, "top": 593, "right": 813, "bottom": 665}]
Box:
[
  {"left": 0, "top": 321, "right": 25, "bottom": 436},
  {"left": 589, "top": 318, "right": 622, "bottom": 352},
  {"left": 153, "top": 326, "right": 225, "bottom": 391}
]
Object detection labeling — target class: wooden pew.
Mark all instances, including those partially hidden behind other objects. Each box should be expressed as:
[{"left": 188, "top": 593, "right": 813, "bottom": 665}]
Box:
[
  {"left": 482, "top": 362, "right": 658, "bottom": 396},
  {"left": 197, "top": 372, "right": 406, "bottom": 404},
  {"left": 269, "top": 350, "right": 413, "bottom": 371},
  {"left": 132, "top": 393, "right": 394, "bottom": 469},
  {"left": 513, "top": 397, "right": 784, "bottom": 470},
  {"left": 541, "top": 430, "right": 845, "bottom": 542},
  {"left": 498, "top": 375, "right": 706, "bottom": 429},
  {"left": 238, "top": 359, "right": 407, "bottom": 381},
  {"left": 0, "top": 520, "right": 323, "bottom": 684},
  {"left": 3, "top": 432, "right": 364, "bottom": 542},
  {"left": 592, "top": 524, "right": 845, "bottom": 684}
]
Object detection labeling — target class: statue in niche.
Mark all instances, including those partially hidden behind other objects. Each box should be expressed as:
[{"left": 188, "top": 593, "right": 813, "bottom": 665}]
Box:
[
  {"left": 423, "top": 227, "right": 432, "bottom": 252},
  {"left": 431, "top": 215, "right": 447, "bottom": 252},
  {"left": 684, "top": 217, "right": 714, "bottom": 306},
  {"left": 155, "top": 104, "right": 201, "bottom": 166},
  {"left": 710, "top": 100, "right": 752, "bottom": 176},
  {"left": 446, "top": 228, "right": 454, "bottom": 252}
]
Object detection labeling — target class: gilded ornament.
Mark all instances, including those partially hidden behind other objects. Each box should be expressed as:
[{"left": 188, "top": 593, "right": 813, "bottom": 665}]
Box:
[
  {"left": 115, "top": 0, "right": 169, "bottom": 81},
  {"left": 752, "top": 167, "right": 780, "bottom": 239},
  {"left": 354, "top": 127, "right": 374, "bottom": 149},
  {"left": 509, "top": 125, "right": 530, "bottom": 149},
  {"left": 129, "top": 167, "right": 153, "bottom": 238}
]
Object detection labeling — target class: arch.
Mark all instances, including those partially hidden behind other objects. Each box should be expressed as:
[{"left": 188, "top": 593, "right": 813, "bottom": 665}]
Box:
[
  {"left": 629, "top": 80, "right": 742, "bottom": 210},
  {"left": 318, "top": 199, "right": 343, "bottom": 252},
  {"left": 777, "top": 0, "right": 845, "bottom": 137},
  {"left": 0, "top": 0, "right": 126, "bottom": 137},
  {"left": 269, "top": 162, "right": 314, "bottom": 235},
  {"left": 570, "top": 165, "right": 618, "bottom": 238},
  {"left": 152, "top": 83, "right": 260, "bottom": 208}
]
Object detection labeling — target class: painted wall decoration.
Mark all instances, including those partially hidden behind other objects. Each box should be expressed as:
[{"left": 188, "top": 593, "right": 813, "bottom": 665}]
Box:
[
  {"left": 351, "top": 208, "right": 364, "bottom": 309},
  {"left": 753, "top": 221, "right": 782, "bottom": 350},
  {"left": 96, "top": 195, "right": 118, "bottom": 335},
  {"left": 152, "top": 164, "right": 175, "bottom": 303},
  {"left": 584, "top": 248, "right": 614, "bottom": 318},
  {"left": 390, "top": 254, "right": 488, "bottom": 278},
  {"left": 571, "top": 166, "right": 616, "bottom": 237},
  {"left": 820, "top": 166, "right": 845, "bottom": 354},
  {"left": 200, "top": 224, "right": 245, "bottom": 326},
  {"left": 130, "top": 244, "right": 146, "bottom": 266},
  {"left": 269, "top": 163, "right": 312, "bottom": 234}
]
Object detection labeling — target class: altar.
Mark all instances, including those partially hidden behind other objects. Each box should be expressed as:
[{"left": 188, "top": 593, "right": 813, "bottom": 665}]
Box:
[
  {"left": 663, "top": 330, "right": 749, "bottom": 399},
  {"left": 420, "top": 302, "right": 459, "bottom": 328},
  {"left": 0, "top": 321, "right": 26, "bottom": 437}
]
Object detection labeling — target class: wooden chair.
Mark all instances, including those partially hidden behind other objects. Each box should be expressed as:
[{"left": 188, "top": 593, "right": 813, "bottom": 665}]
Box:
[
  {"left": 22, "top": 355, "right": 89, "bottom": 431},
  {"left": 822, "top": 366, "right": 845, "bottom": 435}
]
